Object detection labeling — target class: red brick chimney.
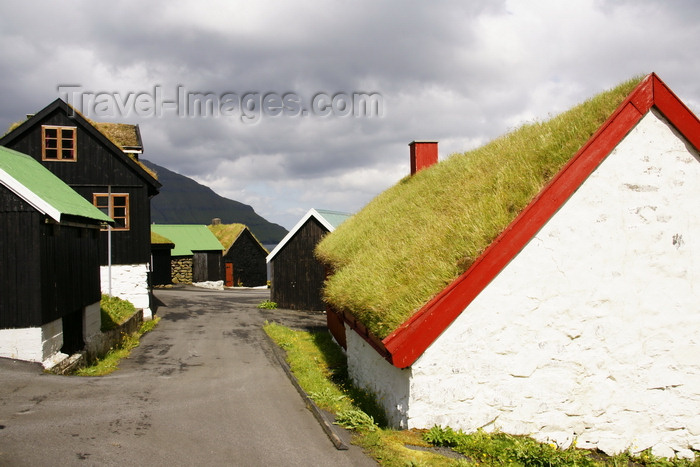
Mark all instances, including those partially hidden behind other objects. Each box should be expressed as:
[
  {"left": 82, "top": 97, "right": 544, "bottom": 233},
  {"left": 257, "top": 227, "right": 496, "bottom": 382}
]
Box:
[{"left": 409, "top": 140, "right": 438, "bottom": 175}]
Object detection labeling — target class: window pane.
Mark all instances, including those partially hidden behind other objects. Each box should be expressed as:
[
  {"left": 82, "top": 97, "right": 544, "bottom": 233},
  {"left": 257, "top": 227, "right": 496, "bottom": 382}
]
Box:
[
  {"left": 45, "top": 149, "right": 58, "bottom": 159},
  {"left": 45, "top": 128, "right": 57, "bottom": 138},
  {"left": 113, "top": 196, "right": 127, "bottom": 207}
]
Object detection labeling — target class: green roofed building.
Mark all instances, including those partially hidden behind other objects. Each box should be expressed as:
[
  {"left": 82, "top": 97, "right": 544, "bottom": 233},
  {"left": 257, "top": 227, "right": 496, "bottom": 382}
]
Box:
[
  {"left": 316, "top": 74, "right": 700, "bottom": 457},
  {"left": 151, "top": 224, "right": 223, "bottom": 284},
  {"left": 0, "top": 146, "right": 112, "bottom": 365}
]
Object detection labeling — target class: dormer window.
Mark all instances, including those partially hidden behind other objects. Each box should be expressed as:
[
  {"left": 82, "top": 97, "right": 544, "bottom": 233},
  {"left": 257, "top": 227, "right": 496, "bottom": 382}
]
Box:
[{"left": 42, "top": 125, "right": 76, "bottom": 161}]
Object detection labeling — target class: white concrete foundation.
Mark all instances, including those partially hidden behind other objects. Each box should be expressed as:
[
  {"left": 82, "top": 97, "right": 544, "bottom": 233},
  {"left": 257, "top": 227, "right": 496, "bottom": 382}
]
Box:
[{"left": 0, "top": 318, "right": 63, "bottom": 363}]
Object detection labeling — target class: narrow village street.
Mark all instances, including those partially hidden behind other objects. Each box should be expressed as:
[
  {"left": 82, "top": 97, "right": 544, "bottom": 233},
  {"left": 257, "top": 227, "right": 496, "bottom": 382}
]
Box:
[{"left": 0, "top": 287, "right": 376, "bottom": 466}]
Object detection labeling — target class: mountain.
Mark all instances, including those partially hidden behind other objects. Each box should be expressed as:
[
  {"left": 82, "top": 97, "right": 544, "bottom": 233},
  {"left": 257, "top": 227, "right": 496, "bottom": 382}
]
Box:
[{"left": 143, "top": 159, "right": 287, "bottom": 245}]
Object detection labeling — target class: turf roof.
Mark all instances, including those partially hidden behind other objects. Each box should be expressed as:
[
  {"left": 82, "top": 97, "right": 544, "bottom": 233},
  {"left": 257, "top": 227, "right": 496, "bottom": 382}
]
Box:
[
  {"left": 208, "top": 223, "right": 268, "bottom": 254},
  {"left": 151, "top": 231, "right": 174, "bottom": 245},
  {"left": 316, "top": 76, "right": 644, "bottom": 340}
]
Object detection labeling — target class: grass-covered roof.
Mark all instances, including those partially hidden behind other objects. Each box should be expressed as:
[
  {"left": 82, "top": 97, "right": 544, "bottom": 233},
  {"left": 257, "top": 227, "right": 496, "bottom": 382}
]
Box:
[
  {"left": 316, "top": 76, "right": 644, "bottom": 340},
  {"left": 91, "top": 122, "right": 142, "bottom": 149},
  {"left": 208, "top": 223, "right": 268, "bottom": 254},
  {"left": 151, "top": 231, "right": 174, "bottom": 245}
]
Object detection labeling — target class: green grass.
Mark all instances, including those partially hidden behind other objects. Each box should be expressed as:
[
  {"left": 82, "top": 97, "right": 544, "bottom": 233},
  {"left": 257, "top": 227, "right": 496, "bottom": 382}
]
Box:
[
  {"left": 100, "top": 294, "right": 137, "bottom": 331},
  {"left": 264, "top": 322, "right": 698, "bottom": 466},
  {"left": 76, "top": 317, "right": 160, "bottom": 376},
  {"left": 257, "top": 299, "right": 278, "bottom": 309},
  {"left": 263, "top": 321, "right": 385, "bottom": 421},
  {"left": 316, "top": 76, "right": 645, "bottom": 339}
]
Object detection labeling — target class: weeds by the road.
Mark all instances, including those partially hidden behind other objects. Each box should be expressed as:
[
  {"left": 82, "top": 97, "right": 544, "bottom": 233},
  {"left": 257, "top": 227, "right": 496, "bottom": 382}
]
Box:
[
  {"left": 257, "top": 299, "right": 278, "bottom": 309},
  {"left": 76, "top": 317, "right": 160, "bottom": 376},
  {"left": 263, "top": 322, "right": 699, "bottom": 466}
]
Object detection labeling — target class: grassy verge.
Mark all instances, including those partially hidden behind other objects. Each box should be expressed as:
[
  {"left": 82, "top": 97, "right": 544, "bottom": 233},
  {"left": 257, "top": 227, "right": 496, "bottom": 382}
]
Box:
[
  {"left": 76, "top": 317, "right": 159, "bottom": 376},
  {"left": 264, "top": 322, "right": 699, "bottom": 466}
]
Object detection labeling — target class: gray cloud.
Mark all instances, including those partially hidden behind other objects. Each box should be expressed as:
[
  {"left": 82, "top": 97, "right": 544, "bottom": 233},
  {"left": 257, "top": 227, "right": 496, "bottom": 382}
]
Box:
[{"left": 1, "top": 0, "right": 698, "bottom": 229}]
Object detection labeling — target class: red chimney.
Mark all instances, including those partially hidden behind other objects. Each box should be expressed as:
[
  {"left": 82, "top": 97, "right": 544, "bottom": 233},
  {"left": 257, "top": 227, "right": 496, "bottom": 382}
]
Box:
[{"left": 409, "top": 140, "right": 438, "bottom": 175}]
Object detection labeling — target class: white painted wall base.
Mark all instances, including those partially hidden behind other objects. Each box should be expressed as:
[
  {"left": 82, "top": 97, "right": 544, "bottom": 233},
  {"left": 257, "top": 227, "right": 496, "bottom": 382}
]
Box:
[
  {"left": 345, "top": 323, "right": 410, "bottom": 428},
  {"left": 0, "top": 318, "right": 63, "bottom": 363},
  {"left": 100, "top": 263, "right": 153, "bottom": 319}
]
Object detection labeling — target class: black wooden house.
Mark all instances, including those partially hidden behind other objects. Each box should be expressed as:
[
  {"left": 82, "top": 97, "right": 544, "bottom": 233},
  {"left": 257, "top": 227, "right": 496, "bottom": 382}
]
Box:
[
  {"left": 0, "top": 146, "right": 112, "bottom": 363},
  {"left": 208, "top": 222, "right": 268, "bottom": 287},
  {"left": 0, "top": 99, "right": 161, "bottom": 317},
  {"left": 266, "top": 209, "right": 350, "bottom": 310}
]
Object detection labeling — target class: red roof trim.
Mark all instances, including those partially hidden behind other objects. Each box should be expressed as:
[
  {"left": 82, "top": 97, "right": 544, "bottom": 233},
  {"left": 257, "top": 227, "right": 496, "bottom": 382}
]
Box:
[{"left": 381, "top": 73, "right": 700, "bottom": 368}]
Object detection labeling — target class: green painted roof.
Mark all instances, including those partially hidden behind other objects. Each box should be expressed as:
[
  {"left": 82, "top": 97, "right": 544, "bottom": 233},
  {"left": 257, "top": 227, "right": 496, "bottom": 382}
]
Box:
[
  {"left": 317, "top": 76, "right": 645, "bottom": 339},
  {"left": 0, "top": 145, "right": 113, "bottom": 224},
  {"left": 151, "top": 224, "right": 223, "bottom": 256},
  {"left": 316, "top": 209, "right": 352, "bottom": 230}
]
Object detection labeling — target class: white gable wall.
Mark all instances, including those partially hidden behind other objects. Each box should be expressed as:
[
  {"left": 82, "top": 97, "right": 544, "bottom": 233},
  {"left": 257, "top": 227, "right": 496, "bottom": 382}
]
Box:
[{"left": 351, "top": 111, "right": 700, "bottom": 458}]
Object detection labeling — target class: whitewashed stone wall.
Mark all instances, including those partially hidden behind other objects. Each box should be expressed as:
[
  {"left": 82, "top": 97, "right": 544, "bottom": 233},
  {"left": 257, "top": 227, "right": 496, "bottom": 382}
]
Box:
[
  {"left": 0, "top": 318, "right": 63, "bottom": 363},
  {"left": 350, "top": 111, "right": 700, "bottom": 458},
  {"left": 100, "top": 263, "right": 152, "bottom": 319},
  {"left": 345, "top": 324, "right": 411, "bottom": 428}
]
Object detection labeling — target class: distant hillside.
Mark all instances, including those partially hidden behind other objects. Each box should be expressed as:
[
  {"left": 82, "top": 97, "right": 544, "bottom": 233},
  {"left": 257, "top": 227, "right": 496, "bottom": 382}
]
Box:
[{"left": 143, "top": 159, "right": 287, "bottom": 245}]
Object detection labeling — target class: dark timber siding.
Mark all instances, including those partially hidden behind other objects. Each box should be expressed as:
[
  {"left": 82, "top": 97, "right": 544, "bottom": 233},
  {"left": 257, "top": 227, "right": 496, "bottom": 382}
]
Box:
[
  {"left": 192, "top": 251, "right": 222, "bottom": 283},
  {"left": 0, "top": 186, "right": 42, "bottom": 327},
  {"left": 0, "top": 185, "right": 101, "bottom": 328},
  {"left": 224, "top": 230, "right": 268, "bottom": 286},
  {"left": 2, "top": 107, "right": 155, "bottom": 265},
  {"left": 270, "top": 218, "right": 327, "bottom": 310},
  {"left": 151, "top": 247, "right": 173, "bottom": 286}
]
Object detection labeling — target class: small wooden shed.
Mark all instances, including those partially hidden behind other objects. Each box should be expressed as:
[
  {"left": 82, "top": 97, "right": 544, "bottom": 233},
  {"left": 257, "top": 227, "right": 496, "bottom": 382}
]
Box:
[
  {"left": 208, "top": 222, "right": 268, "bottom": 287},
  {"left": 318, "top": 74, "right": 700, "bottom": 458},
  {"left": 0, "top": 146, "right": 113, "bottom": 363},
  {"left": 150, "top": 231, "right": 175, "bottom": 286},
  {"left": 151, "top": 224, "right": 223, "bottom": 283},
  {"left": 267, "top": 208, "right": 350, "bottom": 310}
]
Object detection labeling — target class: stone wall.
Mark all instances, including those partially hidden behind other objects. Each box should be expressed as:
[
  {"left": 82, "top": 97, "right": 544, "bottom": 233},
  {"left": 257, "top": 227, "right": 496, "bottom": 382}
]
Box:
[
  {"left": 171, "top": 257, "right": 193, "bottom": 284},
  {"left": 83, "top": 309, "right": 143, "bottom": 363},
  {"left": 348, "top": 112, "right": 700, "bottom": 459}
]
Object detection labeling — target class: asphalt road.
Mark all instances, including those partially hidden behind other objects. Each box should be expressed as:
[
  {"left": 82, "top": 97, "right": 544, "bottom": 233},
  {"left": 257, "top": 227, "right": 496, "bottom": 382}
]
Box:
[{"left": 0, "top": 287, "right": 376, "bottom": 466}]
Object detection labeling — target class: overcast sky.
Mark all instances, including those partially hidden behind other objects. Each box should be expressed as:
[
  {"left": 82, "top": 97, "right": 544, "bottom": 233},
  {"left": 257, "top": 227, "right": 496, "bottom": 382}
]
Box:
[{"left": 1, "top": 0, "right": 699, "bottom": 229}]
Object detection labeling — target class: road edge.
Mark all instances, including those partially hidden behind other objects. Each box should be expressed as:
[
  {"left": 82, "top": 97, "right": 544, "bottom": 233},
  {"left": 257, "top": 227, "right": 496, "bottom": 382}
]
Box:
[{"left": 262, "top": 330, "right": 350, "bottom": 450}]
